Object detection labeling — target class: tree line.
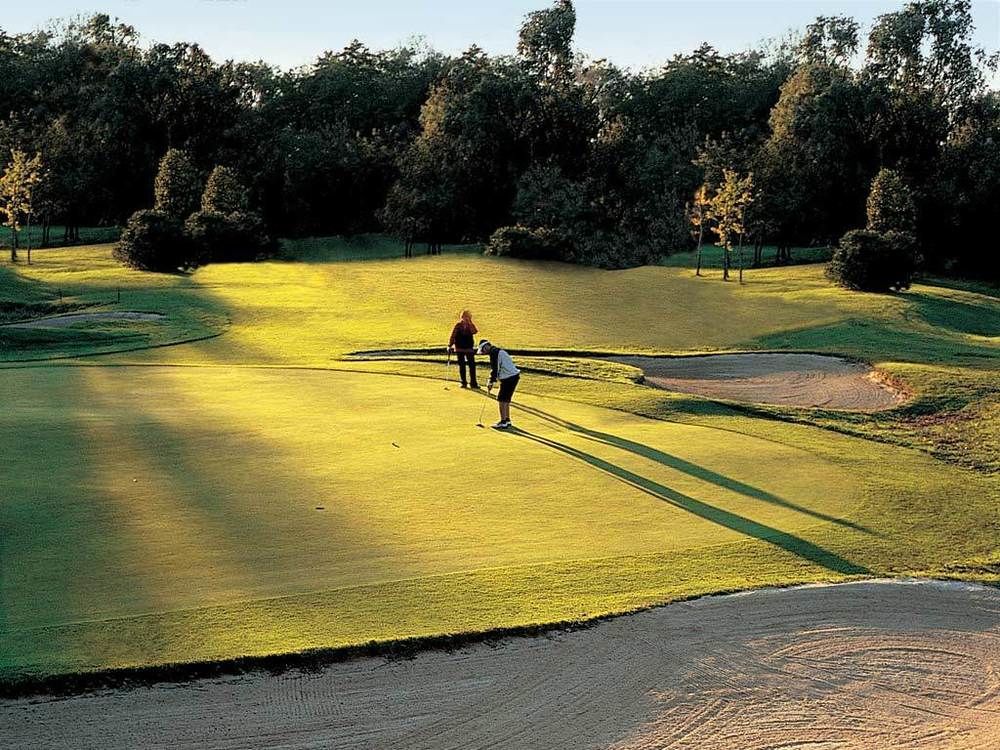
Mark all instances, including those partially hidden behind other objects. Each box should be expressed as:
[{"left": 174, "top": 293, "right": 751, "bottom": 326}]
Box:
[{"left": 0, "top": 1, "right": 996, "bottom": 279}]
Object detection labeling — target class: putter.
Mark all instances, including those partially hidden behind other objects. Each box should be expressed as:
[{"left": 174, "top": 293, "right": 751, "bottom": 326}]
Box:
[{"left": 475, "top": 387, "right": 492, "bottom": 428}]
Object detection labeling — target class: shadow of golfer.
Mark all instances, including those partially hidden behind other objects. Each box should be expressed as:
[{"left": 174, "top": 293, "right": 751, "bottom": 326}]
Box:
[
  {"left": 513, "top": 402, "right": 874, "bottom": 536},
  {"left": 504, "top": 426, "right": 870, "bottom": 576}
]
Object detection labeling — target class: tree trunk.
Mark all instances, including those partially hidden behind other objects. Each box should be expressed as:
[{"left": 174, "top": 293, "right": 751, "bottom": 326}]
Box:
[
  {"left": 722, "top": 245, "right": 730, "bottom": 281},
  {"left": 695, "top": 222, "right": 703, "bottom": 277},
  {"left": 10, "top": 227, "right": 17, "bottom": 261},
  {"left": 26, "top": 214, "right": 32, "bottom": 265},
  {"left": 738, "top": 232, "right": 744, "bottom": 284}
]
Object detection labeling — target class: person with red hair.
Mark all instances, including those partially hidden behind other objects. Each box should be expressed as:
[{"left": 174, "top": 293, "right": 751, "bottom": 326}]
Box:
[{"left": 448, "top": 310, "right": 479, "bottom": 388}]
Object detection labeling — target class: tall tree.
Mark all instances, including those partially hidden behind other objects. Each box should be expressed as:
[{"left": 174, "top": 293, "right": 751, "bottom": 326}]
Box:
[
  {"left": 201, "top": 165, "right": 247, "bottom": 214},
  {"left": 0, "top": 150, "right": 43, "bottom": 262},
  {"left": 688, "top": 185, "right": 711, "bottom": 276},
  {"left": 710, "top": 170, "right": 754, "bottom": 282},
  {"left": 866, "top": 168, "right": 917, "bottom": 234},
  {"left": 153, "top": 148, "right": 201, "bottom": 219}
]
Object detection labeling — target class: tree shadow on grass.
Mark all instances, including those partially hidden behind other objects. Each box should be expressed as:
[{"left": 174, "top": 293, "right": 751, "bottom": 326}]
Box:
[
  {"left": 504, "top": 427, "right": 870, "bottom": 576},
  {"left": 513, "top": 402, "right": 874, "bottom": 535},
  {"left": 908, "top": 292, "right": 1000, "bottom": 338}
]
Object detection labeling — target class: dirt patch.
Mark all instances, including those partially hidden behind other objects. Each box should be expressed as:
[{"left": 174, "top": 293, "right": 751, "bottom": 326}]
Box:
[
  {"left": 2, "top": 580, "right": 996, "bottom": 749},
  {"left": 615, "top": 352, "right": 906, "bottom": 411},
  {"left": 5, "top": 311, "right": 165, "bottom": 329}
]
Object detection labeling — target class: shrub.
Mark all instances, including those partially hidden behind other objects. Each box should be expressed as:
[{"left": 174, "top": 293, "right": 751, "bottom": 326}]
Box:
[
  {"left": 185, "top": 209, "right": 271, "bottom": 263},
  {"left": 113, "top": 210, "right": 192, "bottom": 272},
  {"left": 484, "top": 225, "right": 568, "bottom": 261},
  {"left": 827, "top": 229, "right": 917, "bottom": 292}
]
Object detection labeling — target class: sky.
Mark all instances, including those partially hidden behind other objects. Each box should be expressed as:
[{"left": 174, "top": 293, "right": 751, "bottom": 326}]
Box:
[{"left": 4, "top": 0, "right": 999, "bottom": 73}]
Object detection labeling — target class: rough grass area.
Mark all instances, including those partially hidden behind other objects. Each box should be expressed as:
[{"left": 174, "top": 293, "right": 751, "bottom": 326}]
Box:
[{"left": 0, "top": 242, "right": 997, "bottom": 690}]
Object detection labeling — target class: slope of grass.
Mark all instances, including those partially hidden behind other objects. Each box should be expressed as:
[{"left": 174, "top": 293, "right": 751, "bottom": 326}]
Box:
[
  {"left": 0, "top": 243, "right": 997, "bottom": 686},
  {"left": 0, "top": 249, "right": 225, "bottom": 360}
]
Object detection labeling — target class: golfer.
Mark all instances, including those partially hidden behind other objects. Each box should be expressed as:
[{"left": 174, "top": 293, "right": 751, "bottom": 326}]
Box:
[
  {"left": 477, "top": 339, "right": 520, "bottom": 429},
  {"left": 448, "top": 310, "right": 479, "bottom": 389}
]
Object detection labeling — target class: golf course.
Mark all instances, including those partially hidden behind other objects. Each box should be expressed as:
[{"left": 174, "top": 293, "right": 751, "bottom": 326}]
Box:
[{"left": 1, "top": 239, "right": 997, "bottom": 685}]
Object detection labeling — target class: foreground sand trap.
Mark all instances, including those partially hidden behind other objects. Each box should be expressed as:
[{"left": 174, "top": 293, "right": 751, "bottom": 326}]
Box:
[
  {"left": 3, "top": 580, "right": 997, "bottom": 749},
  {"left": 615, "top": 352, "right": 905, "bottom": 411},
  {"left": 6, "top": 311, "right": 164, "bottom": 328}
]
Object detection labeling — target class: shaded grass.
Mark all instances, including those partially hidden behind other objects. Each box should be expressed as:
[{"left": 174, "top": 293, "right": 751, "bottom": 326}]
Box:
[
  {"left": 0, "top": 225, "right": 120, "bottom": 250},
  {"left": 660, "top": 243, "right": 832, "bottom": 270},
  {"left": 279, "top": 233, "right": 481, "bottom": 262},
  {"left": 0, "top": 246, "right": 227, "bottom": 360}
]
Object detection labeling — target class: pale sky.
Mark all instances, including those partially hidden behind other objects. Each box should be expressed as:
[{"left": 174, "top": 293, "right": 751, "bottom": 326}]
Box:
[{"left": 4, "top": 1, "right": 999, "bottom": 73}]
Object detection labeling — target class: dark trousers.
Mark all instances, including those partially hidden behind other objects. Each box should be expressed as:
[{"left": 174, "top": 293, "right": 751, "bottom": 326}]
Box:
[{"left": 457, "top": 352, "right": 478, "bottom": 387}]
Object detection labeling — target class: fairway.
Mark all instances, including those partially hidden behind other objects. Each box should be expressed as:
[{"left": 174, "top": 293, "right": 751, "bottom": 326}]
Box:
[{"left": 1, "top": 243, "right": 998, "bottom": 684}]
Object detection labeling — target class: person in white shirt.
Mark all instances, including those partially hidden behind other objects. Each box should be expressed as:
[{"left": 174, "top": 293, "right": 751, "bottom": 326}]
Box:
[{"left": 477, "top": 339, "right": 520, "bottom": 430}]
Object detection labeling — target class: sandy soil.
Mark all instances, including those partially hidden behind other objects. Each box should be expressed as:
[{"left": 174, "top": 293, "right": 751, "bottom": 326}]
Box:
[
  {"left": 614, "top": 353, "right": 906, "bottom": 411},
  {"left": 3, "top": 580, "right": 996, "bottom": 750},
  {"left": 5, "top": 311, "right": 164, "bottom": 328}
]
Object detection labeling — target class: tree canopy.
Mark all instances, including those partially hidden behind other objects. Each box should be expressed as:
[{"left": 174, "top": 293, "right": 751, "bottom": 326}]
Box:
[{"left": 0, "top": 1, "right": 995, "bottom": 277}]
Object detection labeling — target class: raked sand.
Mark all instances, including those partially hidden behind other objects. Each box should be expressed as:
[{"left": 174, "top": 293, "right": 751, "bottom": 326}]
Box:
[{"left": 3, "top": 579, "right": 997, "bottom": 749}]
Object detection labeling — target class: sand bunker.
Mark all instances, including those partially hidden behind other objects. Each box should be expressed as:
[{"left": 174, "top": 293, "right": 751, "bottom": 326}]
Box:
[
  {"left": 6, "top": 311, "right": 165, "bottom": 329},
  {"left": 3, "top": 580, "right": 996, "bottom": 749},
  {"left": 615, "top": 352, "right": 905, "bottom": 411}
]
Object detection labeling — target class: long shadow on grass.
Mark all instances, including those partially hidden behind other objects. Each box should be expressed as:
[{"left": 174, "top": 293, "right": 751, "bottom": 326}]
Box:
[
  {"left": 505, "top": 427, "right": 870, "bottom": 576},
  {"left": 513, "top": 402, "right": 873, "bottom": 535}
]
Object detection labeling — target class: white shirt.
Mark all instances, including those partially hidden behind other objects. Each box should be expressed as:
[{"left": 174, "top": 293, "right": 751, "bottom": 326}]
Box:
[{"left": 495, "top": 349, "right": 520, "bottom": 380}]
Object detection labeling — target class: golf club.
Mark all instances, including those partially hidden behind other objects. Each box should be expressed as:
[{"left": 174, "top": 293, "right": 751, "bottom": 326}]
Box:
[{"left": 475, "top": 386, "right": 492, "bottom": 428}]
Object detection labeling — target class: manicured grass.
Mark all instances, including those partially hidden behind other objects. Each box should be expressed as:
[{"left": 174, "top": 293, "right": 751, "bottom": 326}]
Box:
[{"left": 0, "top": 243, "right": 997, "bottom": 684}]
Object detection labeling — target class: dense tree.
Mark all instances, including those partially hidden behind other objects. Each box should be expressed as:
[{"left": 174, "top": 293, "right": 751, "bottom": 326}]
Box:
[
  {"left": 113, "top": 209, "right": 190, "bottom": 271},
  {"left": 828, "top": 229, "right": 917, "bottom": 291},
  {"left": 202, "top": 165, "right": 247, "bottom": 214},
  {"left": 0, "top": 1, "right": 995, "bottom": 279},
  {"left": 153, "top": 149, "right": 202, "bottom": 219},
  {"left": 866, "top": 168, "right": 917, "bottom": 234}
]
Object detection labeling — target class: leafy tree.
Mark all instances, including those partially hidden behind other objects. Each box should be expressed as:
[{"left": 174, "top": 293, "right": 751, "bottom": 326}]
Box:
[
  {"left": 797, "top": 16, "right": 860, "bottom": 66},
  {"left": 709, "top": 170, "right": 754, "bottom": 282},
  {"left": 153, "top": 148, "right": 201, "bottom": 219},
  {"left": 201, "top": 165, "right": 247, "bottom": 214},
  {"left": 0, "top": 150, "right": 44, "bottom": 263},
  {"left": 517, "top": 0, "right": 576, "bottom": 82},
  {"left": 866, "top": 168, "right": 917, "bottom": 234},
  {"left": 687, "top": 185, "right": 711, "bottom": 276}
]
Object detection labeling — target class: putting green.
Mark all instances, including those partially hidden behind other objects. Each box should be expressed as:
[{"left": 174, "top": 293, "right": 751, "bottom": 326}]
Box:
[
  {"left": 1, "top": 243, "right": 997, "bottom": 682},
  {"left": 3, "top": 363, "right": 873, "bottom": 675}
]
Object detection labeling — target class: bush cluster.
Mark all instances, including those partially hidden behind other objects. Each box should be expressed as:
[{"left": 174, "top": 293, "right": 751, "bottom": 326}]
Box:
[
  {"left": 484, "top": 225, "right": 569, "bottom": 261},
  {"left": 115, "top": 157, "right": 271, "bottom": 272},
  {"left": 827, "top": 229, "right": 917, "bottom": 292}
]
